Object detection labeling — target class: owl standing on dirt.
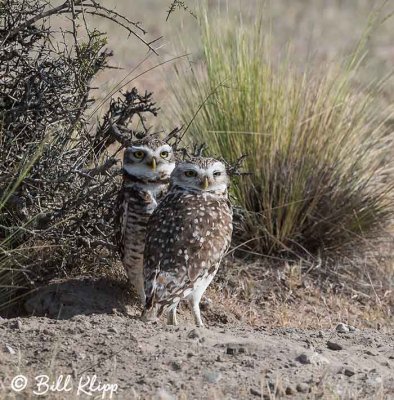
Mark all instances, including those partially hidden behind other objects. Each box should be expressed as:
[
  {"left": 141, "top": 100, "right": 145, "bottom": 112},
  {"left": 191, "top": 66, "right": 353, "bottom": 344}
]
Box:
[
  {"left": 142, "top": 156, "right": 233, "bottom": 326},
  {"left": 116, "top": 136, "right": 176, "bottom": 304}
]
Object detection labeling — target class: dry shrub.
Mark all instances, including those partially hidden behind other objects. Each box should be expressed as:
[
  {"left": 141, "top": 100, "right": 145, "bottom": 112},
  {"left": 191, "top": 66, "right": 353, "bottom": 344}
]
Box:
[{"left": 0, "top": 0, "right": 176, "bottom": 309}]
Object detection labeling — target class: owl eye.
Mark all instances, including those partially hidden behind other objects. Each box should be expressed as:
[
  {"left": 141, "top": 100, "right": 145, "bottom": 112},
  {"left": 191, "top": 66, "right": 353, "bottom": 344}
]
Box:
[
  {"left": 133, "top": 150, "right": 145, "bottom": 159},
  {"left": 213, "top": 171, "right": 222, "bottom": 177},
  {"left": 185, "top": 170, "right": 197, "bottom": 177},
  {"left": 160, "top": 151, "right": 170, "bottom": 159}
]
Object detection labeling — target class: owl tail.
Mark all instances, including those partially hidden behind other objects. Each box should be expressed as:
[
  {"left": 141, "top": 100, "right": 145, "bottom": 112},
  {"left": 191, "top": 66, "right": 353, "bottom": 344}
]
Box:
[
  {"left": 145, "top": 290, "right": 156, "bottom": 311},
  {"left": 144, "top": 268, "right": 159, "bottom": 311},
  {"left": 144, "top": 285, "right": 165, "bottom": 315},
  {"left": 141, "top": 264, "right": 161, "bottom": 321},
  {"left": 141, "top": 284, "right": 157, "bottom": 322}
]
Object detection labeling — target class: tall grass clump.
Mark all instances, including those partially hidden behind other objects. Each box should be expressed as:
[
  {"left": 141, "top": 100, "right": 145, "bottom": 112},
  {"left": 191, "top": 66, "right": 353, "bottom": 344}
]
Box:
[{"left": 171, "top": 11, "right": 393, "bottom": 257}]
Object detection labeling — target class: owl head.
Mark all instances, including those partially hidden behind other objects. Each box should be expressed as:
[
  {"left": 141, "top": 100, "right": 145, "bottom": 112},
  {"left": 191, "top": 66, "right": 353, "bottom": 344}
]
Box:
[
  {"left": 123, "top": 137, "right": 175, "bottom": 181},
  {"left": 170, "top": 157, "right": 229, "bottom": 194}
]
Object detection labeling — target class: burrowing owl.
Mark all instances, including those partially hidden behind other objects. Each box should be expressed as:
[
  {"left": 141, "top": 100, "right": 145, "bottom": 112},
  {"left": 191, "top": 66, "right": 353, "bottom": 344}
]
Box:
[
  {"left": 142, "top": 156, "right": 233, "bottom": 326},
  {"left": 115, "top": 136, "right": 175, "bottom": 304}
]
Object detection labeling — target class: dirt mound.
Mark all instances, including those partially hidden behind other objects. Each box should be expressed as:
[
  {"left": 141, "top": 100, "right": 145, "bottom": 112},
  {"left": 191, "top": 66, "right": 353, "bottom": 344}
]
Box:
[{"left": 23, "top": 277, "right": 133, "bottom": 319}]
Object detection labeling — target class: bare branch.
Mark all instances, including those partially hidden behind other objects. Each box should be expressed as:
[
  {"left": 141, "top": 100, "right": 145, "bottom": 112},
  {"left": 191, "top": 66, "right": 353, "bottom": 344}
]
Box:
[{"left": 166, "top": 1, "right": 196, "bottom": 21}]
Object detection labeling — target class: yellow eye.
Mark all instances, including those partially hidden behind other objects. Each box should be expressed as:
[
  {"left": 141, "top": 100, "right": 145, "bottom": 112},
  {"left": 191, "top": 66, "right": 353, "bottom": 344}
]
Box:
[
  {"left": 133, "top": 150, "right": 145, "bottom": 159},
  {"left": 160, "top": 151, "right": 169, "bottom": 159},
  {"left": 185, "top": 170, "right": 197, "bottom": 177}
]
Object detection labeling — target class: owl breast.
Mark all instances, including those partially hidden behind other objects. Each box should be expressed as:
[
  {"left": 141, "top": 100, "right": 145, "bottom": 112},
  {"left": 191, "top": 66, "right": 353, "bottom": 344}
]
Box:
[
  {"left": 115, "top": 182, "right": 169, "bottom": 304},
  {"left": 144, "top": 190, "right": 233, "bottom": 309},
  {"left": 117, "top": 185, "right": 164, "bottom": 260}
]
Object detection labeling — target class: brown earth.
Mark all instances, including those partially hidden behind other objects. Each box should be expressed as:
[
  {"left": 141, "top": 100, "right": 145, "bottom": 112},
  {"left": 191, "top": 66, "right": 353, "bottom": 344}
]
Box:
[{"left": 0, "top": 276, "right": 393, "bottom": 400}]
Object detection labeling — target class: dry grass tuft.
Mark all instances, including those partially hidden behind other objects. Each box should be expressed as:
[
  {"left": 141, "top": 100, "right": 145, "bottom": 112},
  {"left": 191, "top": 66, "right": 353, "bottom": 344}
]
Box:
[{"left": 170, "top": 7, "right": 394, "bottom": 258}]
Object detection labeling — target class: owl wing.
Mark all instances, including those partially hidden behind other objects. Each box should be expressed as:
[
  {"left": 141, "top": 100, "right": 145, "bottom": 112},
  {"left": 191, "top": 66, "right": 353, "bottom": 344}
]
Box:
[{"left": 144, "top": 192, "right": 233, "bottom": 309}]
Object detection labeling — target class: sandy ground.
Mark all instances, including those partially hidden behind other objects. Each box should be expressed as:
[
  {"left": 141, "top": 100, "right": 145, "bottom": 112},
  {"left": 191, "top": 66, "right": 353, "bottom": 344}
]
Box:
[{"left": 0, "top": 278, "right": 393, "bottom": 400}]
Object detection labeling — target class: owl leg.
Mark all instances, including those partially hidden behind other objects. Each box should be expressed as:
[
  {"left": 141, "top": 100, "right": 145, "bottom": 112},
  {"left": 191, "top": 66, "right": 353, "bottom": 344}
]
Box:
[
  {"left": 189, "top": 272, "right": 217, "bottom": 327},
  {"left": 167, "top": 302, "right": 179, "bottom": 326},
  {"left": 189, "top": 298, "right": 204, "bottom": 327},
  {"left": 135, "top": 277, "right": 146, "bottom": 306},
  {"left": 125, "top": 262, "right": 145, "bottom": 306}
]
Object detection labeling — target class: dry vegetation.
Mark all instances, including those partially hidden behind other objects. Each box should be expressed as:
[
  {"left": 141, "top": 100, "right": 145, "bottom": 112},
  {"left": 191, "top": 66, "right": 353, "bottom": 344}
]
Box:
[
  {"left": 1, "top": 0, "right": 393, "bottom": 328},
  {"left": 171, "top": 10, "right": 393, "bottom": 256}
]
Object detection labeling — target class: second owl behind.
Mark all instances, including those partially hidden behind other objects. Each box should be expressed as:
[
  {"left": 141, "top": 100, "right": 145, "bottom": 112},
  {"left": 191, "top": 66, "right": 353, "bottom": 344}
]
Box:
[{"left": 115, "top": 136, "right": 176, "bottom": 305}]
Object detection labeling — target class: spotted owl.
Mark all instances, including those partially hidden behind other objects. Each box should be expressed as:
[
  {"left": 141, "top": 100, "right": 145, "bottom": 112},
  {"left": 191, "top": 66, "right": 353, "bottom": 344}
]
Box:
[
  {"left": 142, "top": 156, "right": 233, "bottom": 326},
  {"left": 115, "top": 136, "right": 176, "bottom": 304}
]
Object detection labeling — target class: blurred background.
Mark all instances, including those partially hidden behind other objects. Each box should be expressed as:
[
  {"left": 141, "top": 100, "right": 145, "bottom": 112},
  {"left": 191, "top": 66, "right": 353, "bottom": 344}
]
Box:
[{"left": 56, "top": 0, "right": 393, "bottom": 120}]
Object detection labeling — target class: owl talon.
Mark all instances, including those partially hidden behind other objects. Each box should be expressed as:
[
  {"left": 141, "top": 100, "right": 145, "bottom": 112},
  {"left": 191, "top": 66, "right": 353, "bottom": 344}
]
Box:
[
  {"left": 167, "top": 319, "right": 178, "bottom": 326},
  {"left": 167, "top": 303, "right": 178, "bottom": 326},
  {"left": 141, "top": 307, "right": 158, "bottom": 323},
  {"left": 190, "top": 301, "right": 204, "bottom": 327},
  {"left": 167, "top": 305, "right": 178, "bottom": 325}
]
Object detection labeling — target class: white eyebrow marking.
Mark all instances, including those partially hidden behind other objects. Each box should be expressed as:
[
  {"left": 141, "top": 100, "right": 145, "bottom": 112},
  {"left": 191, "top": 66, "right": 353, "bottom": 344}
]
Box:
[{"left": 158, "top": 144, "right": 172, "bottom": 151}]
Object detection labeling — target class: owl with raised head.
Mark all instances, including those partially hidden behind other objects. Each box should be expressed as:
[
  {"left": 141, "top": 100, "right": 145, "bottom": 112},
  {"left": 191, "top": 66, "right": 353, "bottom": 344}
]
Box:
[
  {"left": 115, "top": 135, "right": 176, "bottom": 304},
  {"left": 142, "top": 156, "right": 233, "bottom": 326}
]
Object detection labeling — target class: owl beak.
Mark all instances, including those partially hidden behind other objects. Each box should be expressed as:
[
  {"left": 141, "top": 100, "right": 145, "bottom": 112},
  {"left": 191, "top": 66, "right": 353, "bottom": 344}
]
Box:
[
  {"left": 201, "top": 176, "right": 209, "bottom": 190},
  {"left": 148, "top": 157, "right": 157, "bottom": 170}
]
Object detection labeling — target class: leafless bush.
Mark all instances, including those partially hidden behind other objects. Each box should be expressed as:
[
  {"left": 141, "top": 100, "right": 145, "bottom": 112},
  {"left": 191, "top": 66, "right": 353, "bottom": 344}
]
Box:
[{"left": 0, "top": 0, "right": 179, "bottom": 306}]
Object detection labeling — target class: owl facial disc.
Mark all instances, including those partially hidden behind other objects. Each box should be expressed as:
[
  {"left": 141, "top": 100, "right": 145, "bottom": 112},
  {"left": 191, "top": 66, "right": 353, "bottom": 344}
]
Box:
[
  {"left": 171, "top": 159, "right": 229, "bottom": 194},
  {"left": 123, "top": 142, "right": 175, "bottom": 181}
]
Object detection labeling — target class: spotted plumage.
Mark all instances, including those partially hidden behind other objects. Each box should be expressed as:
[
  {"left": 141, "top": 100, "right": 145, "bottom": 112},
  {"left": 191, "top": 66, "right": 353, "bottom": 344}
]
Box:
[
  {"left": 115, "top": 136, "right": 175, "bottom": 304},
  {"left": 142, "top": 157, "right": 233, "bottom": 326}
]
